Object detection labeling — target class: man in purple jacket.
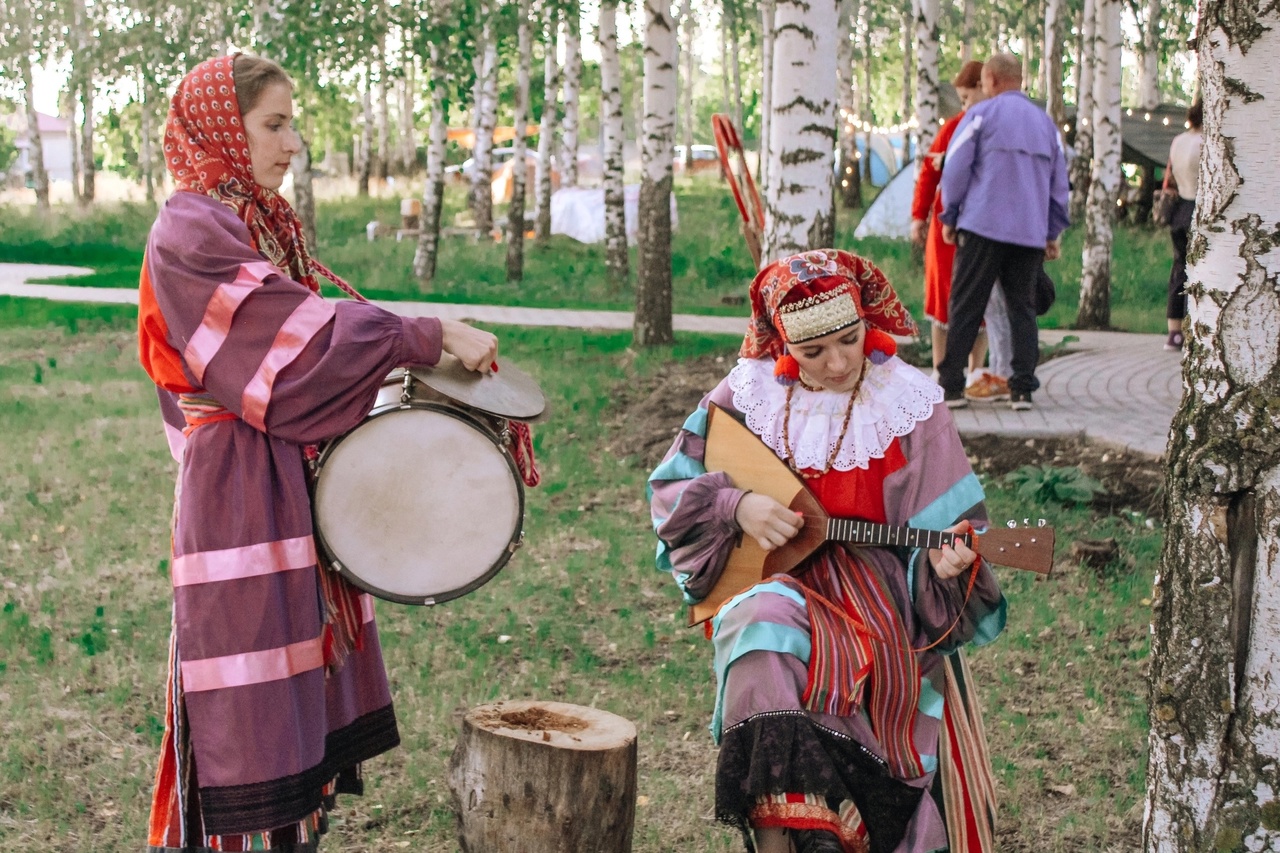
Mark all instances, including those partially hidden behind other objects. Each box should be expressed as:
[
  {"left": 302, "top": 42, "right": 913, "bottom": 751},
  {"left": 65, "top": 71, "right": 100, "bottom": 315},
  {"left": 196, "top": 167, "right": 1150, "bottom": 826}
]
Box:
[{"left": 938, "top": 53, "right": 1070, "bottom": 411}]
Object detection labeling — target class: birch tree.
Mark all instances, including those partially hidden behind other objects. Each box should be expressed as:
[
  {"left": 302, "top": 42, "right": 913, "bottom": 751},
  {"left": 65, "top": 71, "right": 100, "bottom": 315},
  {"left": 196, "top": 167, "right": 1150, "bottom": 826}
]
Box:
[
  {"left": 763, "top": 0, "right": 839, "bottom": 261},
  {"left": 0, "top": 0, "right": 50, "bottom": 209},
  {"left": 1144, "top": 0, "right": 1280, "bottom": 848},
  {"left": 67, "top": 0, "right": 96, "bottom": 204},
  {"left": 399, "top": 50, "right": 417, "bottom": 174},
  {"left": 1069, "top": 0, "right": 1095, "bottom": 222},
  {"left": 960, "top": 0, "right": 973, "bottom": 62},
  {"left": 913, "top": 0, "right": 940, "bottom": 159},
  {"left": 374, "top": 32, "right": 390, "bottom": 183},
  {"left": 413, "top": 1, "right": 453, "bottom": 288},
  {"left": 759, "top": 0, "right": 774, "bottom": 193},
  {"left": 724, "top": 0, "right": 744, "bottom": 139},
  {"left": 357, "top": 66, "right": 374, "bottom": 196},
  {"left": 560, "top": 2, "right": 582, "bottom": 188},
  {"left": 837, "top": 0, "right": 861, "bottom": 210},
  {"left": 680, "top": 0, "right": 695, "bottom": 171},
  {"left": 899, "top": 5, "right": 912, "bottom": 122},
  {"left": 535, "top": 3, "right": 559, "bottom": 243},
  {"left": 1137, "top": 0, "right": 1161, "bottom": 110},
  {"left": 634, "top": 0, "right": 677, "bottom": 347},
  {"left": 599, "top": 0, "right": 629, "bottom": 286},
  {"left": 470, "top": 1, "right": 500, "bottom": 236},
  {"left": 507, "top": 0, "right": 533, "bottom": 282},
  {"left": 1043, "top": 0, "right": 1065, "bottom": 126},
  {"left": 1076, "top": 0, "right": 1121, "bottom": 329}
]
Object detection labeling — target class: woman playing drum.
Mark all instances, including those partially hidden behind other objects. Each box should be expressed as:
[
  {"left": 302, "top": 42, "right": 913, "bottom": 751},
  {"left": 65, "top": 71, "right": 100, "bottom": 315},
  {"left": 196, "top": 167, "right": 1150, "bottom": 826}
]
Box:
[
  {"left": 648, "top": 250, "right": 1007, "bottom": 853},
  {"left": 138, "top": 54, "right": 496, "bottom": 851}
]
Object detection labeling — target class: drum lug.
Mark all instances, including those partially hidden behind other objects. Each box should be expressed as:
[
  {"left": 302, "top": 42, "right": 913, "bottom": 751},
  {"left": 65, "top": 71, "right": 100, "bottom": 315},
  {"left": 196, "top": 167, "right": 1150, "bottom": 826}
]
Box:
[
  {"left": 400, "top": 371, "right": 414, "bottom": 405},
  {"left": 509, "top": 530, "right": 525, "bottom": 552}
]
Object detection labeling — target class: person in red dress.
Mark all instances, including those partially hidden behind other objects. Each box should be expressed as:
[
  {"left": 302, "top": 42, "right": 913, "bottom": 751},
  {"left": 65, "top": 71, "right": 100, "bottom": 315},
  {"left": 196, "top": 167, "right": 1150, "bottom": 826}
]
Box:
[{"left": 909, "top": 61, "right": 1008, "bottom": 402}]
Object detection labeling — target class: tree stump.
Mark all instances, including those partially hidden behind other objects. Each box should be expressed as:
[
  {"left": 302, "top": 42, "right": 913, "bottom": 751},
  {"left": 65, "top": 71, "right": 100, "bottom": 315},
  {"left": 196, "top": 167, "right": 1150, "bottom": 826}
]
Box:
[{"left": 448, "top": 700, "right": 637, "bottom": 853}]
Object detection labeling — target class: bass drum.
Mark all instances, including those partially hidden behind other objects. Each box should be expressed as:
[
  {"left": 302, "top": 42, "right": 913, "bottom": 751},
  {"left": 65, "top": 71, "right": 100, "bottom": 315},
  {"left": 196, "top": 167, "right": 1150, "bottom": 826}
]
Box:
[{"left": 312, "top": 402, "right": 524, "bottom": 606}]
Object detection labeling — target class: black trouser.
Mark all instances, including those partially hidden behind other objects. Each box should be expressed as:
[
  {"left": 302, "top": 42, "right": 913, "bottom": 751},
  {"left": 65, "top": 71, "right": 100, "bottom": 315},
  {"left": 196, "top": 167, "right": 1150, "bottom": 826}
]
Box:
[
  {"left": 1166, "top": 198, "right": 1195, "bottom": 321},
  {"left": 940, "top": 230, "right": 1043, "bottom": 396}
]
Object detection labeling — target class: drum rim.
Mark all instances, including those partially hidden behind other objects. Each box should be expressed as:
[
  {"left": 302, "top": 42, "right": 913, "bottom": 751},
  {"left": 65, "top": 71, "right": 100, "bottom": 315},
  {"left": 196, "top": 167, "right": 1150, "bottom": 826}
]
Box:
[{"left": 311, "top": 402, "right": 525, "bottom": 606}]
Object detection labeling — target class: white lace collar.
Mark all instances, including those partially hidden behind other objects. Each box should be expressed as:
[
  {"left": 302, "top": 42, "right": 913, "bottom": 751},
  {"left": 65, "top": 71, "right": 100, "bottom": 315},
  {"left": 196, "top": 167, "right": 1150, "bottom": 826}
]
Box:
[{"left": 727, "top": 356, "right": 944, "bottom": 471}]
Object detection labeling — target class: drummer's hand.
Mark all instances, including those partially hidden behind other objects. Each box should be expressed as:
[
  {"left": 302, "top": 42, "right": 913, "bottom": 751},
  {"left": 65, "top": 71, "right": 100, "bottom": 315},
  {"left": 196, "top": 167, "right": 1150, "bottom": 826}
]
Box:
[
  {"left": 929, "top": 520, "right": 978, "bottom": 580},
  {"left": 441, "top": 319, "right": 498, "bottom": 374},
  {"left": 734, "top": 493, "right": 804, "bottom": 552}
]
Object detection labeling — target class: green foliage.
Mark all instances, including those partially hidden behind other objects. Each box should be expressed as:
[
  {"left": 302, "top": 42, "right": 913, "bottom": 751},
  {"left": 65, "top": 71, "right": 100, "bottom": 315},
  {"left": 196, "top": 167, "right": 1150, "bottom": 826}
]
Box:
[
  {"left": 0, "top": 120, "right": 17, "bottom": 175},
  {"left": 1003, "top": 464, "right": 1105, "bottom": 506}
]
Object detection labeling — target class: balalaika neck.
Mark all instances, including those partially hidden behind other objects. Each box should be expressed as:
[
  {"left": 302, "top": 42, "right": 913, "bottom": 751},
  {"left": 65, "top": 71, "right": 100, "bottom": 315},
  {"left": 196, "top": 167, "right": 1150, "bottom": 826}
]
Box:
[{"left": 825, "top": 518, "right": 971, "bottom": 550}]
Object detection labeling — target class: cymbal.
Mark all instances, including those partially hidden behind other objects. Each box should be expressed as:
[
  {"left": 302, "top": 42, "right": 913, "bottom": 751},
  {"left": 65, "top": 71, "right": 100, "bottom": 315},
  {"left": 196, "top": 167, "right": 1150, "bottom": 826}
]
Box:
[{"left": 411, "top": 355, "right": 546, "bottom": 421}]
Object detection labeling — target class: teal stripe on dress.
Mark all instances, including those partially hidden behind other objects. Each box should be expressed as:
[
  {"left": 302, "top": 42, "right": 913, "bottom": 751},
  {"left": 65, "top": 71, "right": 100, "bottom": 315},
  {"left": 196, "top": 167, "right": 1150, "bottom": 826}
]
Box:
[
  {"left": 649, "top": 450, "right": 707, "bottom": 485},
  {"left": 909, "top": 472, "right": 985, "bottom": 533},
  {"left": 709, "top": 581, "right": 811, "bottom": 741},
  {"left": 682, "top": 406, "right": 709, "bottom": 437},
  {"left": 918, "top": 675, "right": 945, "bottom": 719},
  {"left": 971, "top": 595, "right": 1008, "bottom": 647}
]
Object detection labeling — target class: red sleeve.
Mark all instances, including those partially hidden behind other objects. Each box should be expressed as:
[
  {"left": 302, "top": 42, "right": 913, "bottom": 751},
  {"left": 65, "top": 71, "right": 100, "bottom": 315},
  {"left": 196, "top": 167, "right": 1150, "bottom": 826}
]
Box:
[{"left": 910, "top": 111, "right": 965, "bottom": 222}]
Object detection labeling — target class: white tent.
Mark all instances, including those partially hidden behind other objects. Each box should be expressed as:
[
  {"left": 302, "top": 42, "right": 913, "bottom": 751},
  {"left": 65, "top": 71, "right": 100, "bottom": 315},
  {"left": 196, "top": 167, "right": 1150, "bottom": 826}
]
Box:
[
  {"left": 550, "top": 185, "right": 678, "bottom": 244},
  {"left": 852, "top": 160, "right": 916, "bottom": 241}
]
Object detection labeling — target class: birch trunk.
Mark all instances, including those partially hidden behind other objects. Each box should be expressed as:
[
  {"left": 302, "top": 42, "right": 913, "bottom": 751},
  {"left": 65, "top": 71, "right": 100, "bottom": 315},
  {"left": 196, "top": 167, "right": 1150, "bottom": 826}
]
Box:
[
  {"left": 471, "top": 4, "right": 500, "bottom": 235},
  {"left": 960, "top": 0, "right": 973, "bottom": 62},
  {"left": 507, "top": 0, "right": 532, "bottom": 282},
  {"left": 535, "top": 8, "right": 560, "bottom": 243},
  {"left": 357, "top": 64, "right": 374, "bottom": 197},
  {"left": 561, "top": 5, "right": 582, "bottom": 188},
  {"left": 1137, "top": 0, "right": 1161, "bottom": 110},
  {"left": 1043, "top": 0, "right": 1066, "bottom": 126},
  {"left": 292, "top": 143, "right": 316, "bottom": 251},
  {"left": 1069, "top": 0, "right": 1096, "bottom": 222},
  {"left": 913, "top": 0, "right": 940, "bottom": 159},
  {"left": 900, "top": 6, "right": 912, "bottom": 122},
  {"left": 859, "top": 9, "right": 872, "bottom": 183},
  {"left": 67, "top": 98, "right": 82, "bottom": 205},
  {"left": 414, "top": 38, "right": 449, "bottom": 288},
  {"left": 837, "top": 0, "right": 861, "bottom": 210},
  {"left": 726, "top": 0, "right": 744, "bottom": 140},
  {"left": 400, "top": 56, "right": 417, "bottom": 174},
  {"left": 80, "top": 73, "right": 95, "bottom": 204},
  {"left": 680, "top": 0, "right": 695, "bottom": 171},
  {"left": 375, "top": 34, "right": 389, "bottom": 182},
  {"left": 20, "top": 53, "right": 50, "bottom": 211},
  {"left": 759, "top": 0, "right": 775, "bottom": 193},
  {"left": 600, "top": 0, "right": 629, "bottom": 286},
  {"left": 1144, "top": 4, "right": 1280, "bottom": 850},
  {"left": 634, "top": 0, "right": 677, "bottom": 347},
  {"left": 1076, "top": 0, "right": 1120, "bottom": 329},
  {"left": 763, "top": 0, "right": 839, "bottom": 261},
  {"left": 139, "top": 68, "right": 156, "bottom": 201}
]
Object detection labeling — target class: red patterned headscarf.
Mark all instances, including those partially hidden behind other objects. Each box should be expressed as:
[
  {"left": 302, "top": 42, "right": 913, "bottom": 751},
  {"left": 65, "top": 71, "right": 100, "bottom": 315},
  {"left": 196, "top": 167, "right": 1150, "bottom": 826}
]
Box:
[
  {"left": 163, "top": 55, "right": 358, "bottom": 299},
  {"left": 741, "top": 249, "right": 918, "bottom": 382}
]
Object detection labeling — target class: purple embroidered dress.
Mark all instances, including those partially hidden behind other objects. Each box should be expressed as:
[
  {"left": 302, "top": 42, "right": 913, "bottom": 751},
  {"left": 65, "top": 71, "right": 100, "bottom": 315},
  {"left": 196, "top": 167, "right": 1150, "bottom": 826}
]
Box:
[
  {"left": 140, "top": 192, "right": 444, "bottom": 845},
  {"left": 648, "top": 355, "right": 1007, "bottom": 853}
]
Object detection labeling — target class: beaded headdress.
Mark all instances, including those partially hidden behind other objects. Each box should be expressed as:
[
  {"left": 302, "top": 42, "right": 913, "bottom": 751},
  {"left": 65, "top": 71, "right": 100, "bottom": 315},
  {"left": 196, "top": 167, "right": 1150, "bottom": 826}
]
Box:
[{"left": 740, "top": 249, "right": 918, "bottom": 383}]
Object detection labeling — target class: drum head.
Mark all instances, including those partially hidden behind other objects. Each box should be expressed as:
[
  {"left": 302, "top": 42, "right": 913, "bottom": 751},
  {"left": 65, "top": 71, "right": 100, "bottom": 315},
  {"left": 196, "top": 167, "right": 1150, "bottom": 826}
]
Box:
[{"left": 313, "top": 407, "right": 523, "bottom": 605}]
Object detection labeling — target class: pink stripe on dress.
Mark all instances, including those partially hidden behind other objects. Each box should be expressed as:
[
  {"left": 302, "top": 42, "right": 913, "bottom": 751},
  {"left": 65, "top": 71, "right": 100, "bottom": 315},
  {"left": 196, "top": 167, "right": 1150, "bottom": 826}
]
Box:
[
  {"left": 163, "top": 421, "right": 186, "bottom": 463},
  {"left": 184, "top": 261, "right": 282, "bottom": 384},
  {"left": 171, "top": 535, "right": 317, "bottom": 587},
  {"left": 240, "top": 295, "right": 337, "bottom": 431},
  {"left": 180, "top": 636, "right": 325, "bottom": 693},
  {"left": 360, "top": 593, "right": 376, "bottom": 624}
]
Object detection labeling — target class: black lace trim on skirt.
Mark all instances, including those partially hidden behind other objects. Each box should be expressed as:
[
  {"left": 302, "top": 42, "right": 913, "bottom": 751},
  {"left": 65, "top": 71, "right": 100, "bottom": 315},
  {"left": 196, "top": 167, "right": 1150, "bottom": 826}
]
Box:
[{"left": 715, "top": 711, "right": 924, "bottom": 853}]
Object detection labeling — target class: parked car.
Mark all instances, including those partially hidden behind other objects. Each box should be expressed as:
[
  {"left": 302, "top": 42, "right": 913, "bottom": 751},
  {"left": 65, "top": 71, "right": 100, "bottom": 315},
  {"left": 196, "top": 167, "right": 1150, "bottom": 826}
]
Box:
[
  {"left": 673, "top": 144, "right": 720, "bottom": 173},
  {"left": 446, "top": 147, "right": 541, "bottom": 183}
]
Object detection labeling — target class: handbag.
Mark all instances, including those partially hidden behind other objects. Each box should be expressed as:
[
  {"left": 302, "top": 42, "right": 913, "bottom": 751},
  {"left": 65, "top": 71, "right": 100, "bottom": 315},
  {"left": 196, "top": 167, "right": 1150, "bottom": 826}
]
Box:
[
  {"left": 1154, "top": 156, "right": 1179, "bottom": 226},
  {"left": 1153, "top": 189, "right": 1180, "bottom": 226}
]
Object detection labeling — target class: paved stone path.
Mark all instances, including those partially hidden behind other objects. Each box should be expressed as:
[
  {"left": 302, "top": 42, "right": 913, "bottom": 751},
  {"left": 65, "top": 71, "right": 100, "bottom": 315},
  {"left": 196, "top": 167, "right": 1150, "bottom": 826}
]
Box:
[{"left": 0, "top": 262, "right": 1183, "bottom": 457}]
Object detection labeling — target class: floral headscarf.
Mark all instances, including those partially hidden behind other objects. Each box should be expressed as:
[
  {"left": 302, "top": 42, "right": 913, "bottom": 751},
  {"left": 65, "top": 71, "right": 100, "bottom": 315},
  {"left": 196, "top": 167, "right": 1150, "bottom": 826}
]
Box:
[
  {"left": 163, "top": 55, "right": 356, "bottom": 298},
  {"left": 741, "top": 249, "right": 918, "bottom": 362}
]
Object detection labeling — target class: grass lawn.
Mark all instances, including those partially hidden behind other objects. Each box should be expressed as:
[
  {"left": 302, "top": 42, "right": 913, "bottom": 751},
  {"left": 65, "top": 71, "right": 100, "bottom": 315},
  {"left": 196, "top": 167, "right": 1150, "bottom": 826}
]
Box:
[
  {"left": 0, "top": 316, "right": 1160, "bottom": 852},
  {"left": 0, "top": 177, "right": 1177, "bottom": 333},
  {"left": 0, "top": 188, "right": 1167, "bottom": 850}
]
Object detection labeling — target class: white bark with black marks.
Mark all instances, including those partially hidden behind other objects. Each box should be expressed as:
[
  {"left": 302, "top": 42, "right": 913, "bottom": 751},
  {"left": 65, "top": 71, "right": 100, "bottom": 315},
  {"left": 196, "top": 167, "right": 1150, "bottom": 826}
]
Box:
[
  {"left": 1069, "top": 0, "right": 1096, "bottom": 222},
  {"left": 1077, "top": 0, "right": 1120, "bottom": 329},
  {"left": 561, "top": 4, "right": 583, "bottom": 188},
  {"left": 600, "top": 0, "right": 629, "bottom": 286},
  {"left": 1145, "top": 0, "right": 1280, "bottom": 848},
  {"left": 413, "top": 35, "right": 450, "bottom": 288},
  {"left": 507, "top": 0, "right": 533, "bottom": 282},
  {"left": 471, "top": 4, "right": 500, "bottom": 235},
  {"left": 635, "top": 0, "right": 677, "bottom": 346},
  {"left": 763, "top": 0, "right": 839, "bottom": 261},
  {"left": 913, "top": 0, "right": 939, "bottom": 159},
  {"left": 535, "top": 5, "right": 559, "bottom": 243},
  {"left": 20, "top": 51, "right": 50, "bottom": 211},
  {"left": 1043, "top": 0, "right": 1066, "bottom": 125},
  {"left": 1137, "top": 0, "right": 1162, "bottom": 111}
]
